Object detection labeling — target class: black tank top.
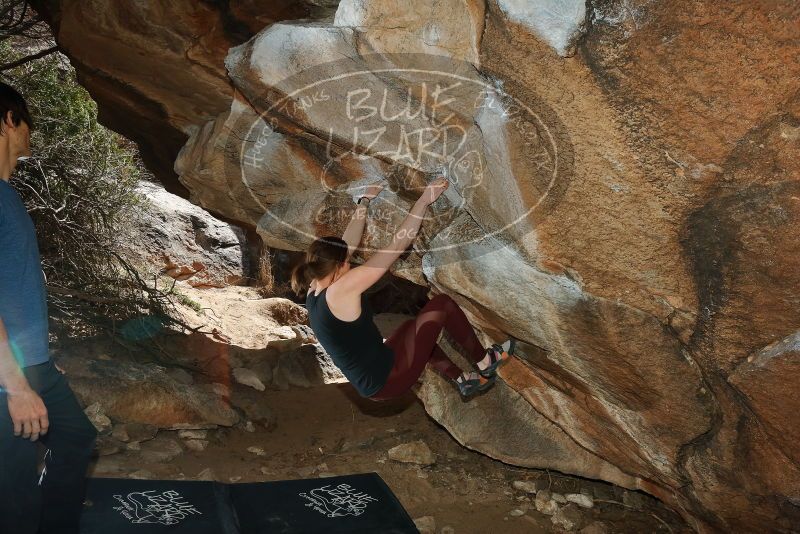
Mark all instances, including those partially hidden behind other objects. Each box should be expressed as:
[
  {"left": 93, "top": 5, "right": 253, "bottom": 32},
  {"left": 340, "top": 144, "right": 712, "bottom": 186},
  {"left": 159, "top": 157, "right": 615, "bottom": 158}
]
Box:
[{"left": 306, "top": 287, "right": 394, "bottom": 397}]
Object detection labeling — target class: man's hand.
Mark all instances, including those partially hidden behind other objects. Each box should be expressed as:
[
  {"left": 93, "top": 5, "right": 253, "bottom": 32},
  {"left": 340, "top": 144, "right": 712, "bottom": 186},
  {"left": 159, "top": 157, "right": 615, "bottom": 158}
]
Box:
[
  {"left": 7, "top": 387, "right": 49, "bottom": 441},
  {"left": 0, "top": 317, "right": 49, "bottom": 441}
]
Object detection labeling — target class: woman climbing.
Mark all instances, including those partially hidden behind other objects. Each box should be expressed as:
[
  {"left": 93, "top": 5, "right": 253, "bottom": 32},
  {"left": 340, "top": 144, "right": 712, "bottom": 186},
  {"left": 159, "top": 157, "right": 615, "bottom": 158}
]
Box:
[{"left": 291, "top": 177, "right": 515, "bottom": 400}]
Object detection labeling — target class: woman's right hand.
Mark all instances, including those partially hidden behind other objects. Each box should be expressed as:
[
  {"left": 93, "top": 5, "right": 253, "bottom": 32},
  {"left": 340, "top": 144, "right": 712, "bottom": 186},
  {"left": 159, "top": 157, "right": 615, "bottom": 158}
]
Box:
[{"left": 421, "top": 177, "right": 449, "bottom": 206}]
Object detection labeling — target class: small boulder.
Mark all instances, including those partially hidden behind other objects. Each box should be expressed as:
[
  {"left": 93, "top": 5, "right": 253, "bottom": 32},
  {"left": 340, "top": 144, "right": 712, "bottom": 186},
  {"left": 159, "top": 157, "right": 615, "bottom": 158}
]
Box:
[
  {"left": 552, "top": 492, "right": 567, "bottom": 504},
  {"left": 512, "top": 480, "right": 539, "bottom": 494},
  {"left": 296, "top": 466, "right": 316, "bottom": 477},
  {"left": 178, "top": 429, "right": 208, "bottom": 440},
  {"left": 413, "top": 515, "right": 436, "bottom": 534},
  {"left": 69, "top": 359, "right": 239, "bottom": 429},
  {"left": 139, "top": 437, "right": 183, "bottom": 463},
  {"left": 387, "top": 440, "right": 435, "bottom": 466},
  {"left": 112, "top": 422, "right": 158, "bottom": 444},
  {"left": 247, "top": 446, "right": 267, "bottom": 456},
  {"left": 84, "top": 403, "right": 112, "bottom": 434},
  {"left": 233, "top": 368, "right": 266, "bottom": 391},
  {"left": 566, "top": 493, "right": 594, "bottom": 509},
  {"left": 535, "top": 489, "right": 559, "bottom": 516},
  {"left": 551, "top": 503, "right": 587, "bottom": 531},
  {"left": 340, "top": 436, "right": 376, "bottom": 452}
]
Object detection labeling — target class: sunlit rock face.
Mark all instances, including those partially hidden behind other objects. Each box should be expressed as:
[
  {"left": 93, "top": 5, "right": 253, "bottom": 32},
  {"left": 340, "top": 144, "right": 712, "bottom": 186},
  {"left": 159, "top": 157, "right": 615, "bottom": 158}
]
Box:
[
  {"left": 35, "top": 0, "right": 800, "bottom": 530},
  {"left": 31, "top": 0, "right": 339, "bottom": 195},
  {"left": 122, "top": 181, "right": 250, "bottom": 288}
]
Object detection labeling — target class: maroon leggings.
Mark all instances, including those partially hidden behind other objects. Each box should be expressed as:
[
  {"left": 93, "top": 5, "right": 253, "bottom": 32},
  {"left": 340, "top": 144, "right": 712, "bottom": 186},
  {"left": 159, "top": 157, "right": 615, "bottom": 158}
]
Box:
[{"left": 369, "top": 294, "right": 486, "bottom": 400}]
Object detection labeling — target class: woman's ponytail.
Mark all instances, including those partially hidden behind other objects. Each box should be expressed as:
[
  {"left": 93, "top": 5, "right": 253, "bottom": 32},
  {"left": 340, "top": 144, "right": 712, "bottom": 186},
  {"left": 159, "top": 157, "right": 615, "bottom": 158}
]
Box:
[
  {"left": 290, "top": 261, "right": 310, "bottom": 296},
  {"left": 291, "top": 236, "right": 349, "bottom": 297}
]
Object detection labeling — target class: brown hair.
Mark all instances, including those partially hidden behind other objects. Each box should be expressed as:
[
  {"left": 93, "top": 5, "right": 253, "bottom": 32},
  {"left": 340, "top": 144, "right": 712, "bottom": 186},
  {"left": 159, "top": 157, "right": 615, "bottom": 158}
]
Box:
[
  {"left": 0, "top": 81, "right": 33, "bottom": 135},
  {"left": 290, "top": 236, "right": 349, "bottom": 295}
]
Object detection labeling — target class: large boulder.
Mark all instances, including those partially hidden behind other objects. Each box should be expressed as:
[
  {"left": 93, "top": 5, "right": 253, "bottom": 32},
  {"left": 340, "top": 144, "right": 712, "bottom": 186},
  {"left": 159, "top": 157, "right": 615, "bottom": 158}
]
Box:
[
  {"left": 122, "top": 181, "right": 250, "bottom": 287},
  {"left": 30, "top": 0, "right": 339, "bottom": 194},
  {"left": 34, "top": 0, "right": 800, "bottom": 530},
  {"left": 59, "top": 357, "right": 240, "bottom": 429}
]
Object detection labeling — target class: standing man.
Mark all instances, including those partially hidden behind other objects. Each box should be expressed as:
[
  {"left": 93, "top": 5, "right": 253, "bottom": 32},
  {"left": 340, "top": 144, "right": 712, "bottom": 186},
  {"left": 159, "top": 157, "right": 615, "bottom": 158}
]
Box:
[{"left": 0, "top": 82, "right": 97, "bottom": 533}]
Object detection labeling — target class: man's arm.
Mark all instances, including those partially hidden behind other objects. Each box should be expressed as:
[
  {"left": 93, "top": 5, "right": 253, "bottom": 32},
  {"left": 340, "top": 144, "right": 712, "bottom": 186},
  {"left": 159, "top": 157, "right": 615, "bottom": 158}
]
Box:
[
  {"left": 0, "top": 316, "right": 48, "bottom": 441},
  {"left": 0, "top": 317, "right": 30, "bottom": 394}
]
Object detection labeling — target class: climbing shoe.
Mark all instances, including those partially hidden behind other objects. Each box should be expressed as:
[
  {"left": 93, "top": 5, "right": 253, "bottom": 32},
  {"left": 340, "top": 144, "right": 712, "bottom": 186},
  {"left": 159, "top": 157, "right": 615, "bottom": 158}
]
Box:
[
  {"left": 477, "top": 338, "right": 517, "bottom": 378},
  {"left": 455, "top": 371, "right": 496, "bottom": 398}
]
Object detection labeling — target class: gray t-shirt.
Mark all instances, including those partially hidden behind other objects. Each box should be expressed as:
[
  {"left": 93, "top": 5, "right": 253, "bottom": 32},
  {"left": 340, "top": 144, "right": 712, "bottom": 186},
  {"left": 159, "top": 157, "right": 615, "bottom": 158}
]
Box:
[{"left": 0, "top": 179, "right": 49, "bottom": 367}]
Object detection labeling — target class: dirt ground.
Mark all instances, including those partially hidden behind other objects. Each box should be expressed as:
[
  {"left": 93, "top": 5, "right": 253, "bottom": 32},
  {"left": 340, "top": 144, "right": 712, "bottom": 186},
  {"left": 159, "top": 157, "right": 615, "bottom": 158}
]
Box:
[{"left": 88, "top": 380, "right": 691, "bottom": 533}]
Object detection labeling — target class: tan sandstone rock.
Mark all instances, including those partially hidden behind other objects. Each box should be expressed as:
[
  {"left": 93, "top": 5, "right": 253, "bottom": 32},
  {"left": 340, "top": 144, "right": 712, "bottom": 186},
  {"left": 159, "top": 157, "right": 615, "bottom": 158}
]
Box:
[{"left": 34, "top": 0, "right": 800, "bottom": 530}]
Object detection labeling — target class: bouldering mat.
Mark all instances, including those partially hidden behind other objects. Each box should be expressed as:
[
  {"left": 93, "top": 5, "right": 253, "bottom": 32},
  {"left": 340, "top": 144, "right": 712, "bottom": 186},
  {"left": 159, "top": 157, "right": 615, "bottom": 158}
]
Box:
[{"left": 79, "top": 472, "right": 418, "bottom": 533}]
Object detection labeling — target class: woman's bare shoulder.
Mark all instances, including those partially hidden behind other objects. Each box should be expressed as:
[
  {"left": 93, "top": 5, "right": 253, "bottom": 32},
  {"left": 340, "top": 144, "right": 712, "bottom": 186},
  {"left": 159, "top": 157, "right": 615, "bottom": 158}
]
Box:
[{"left": 325, "top": 282, "right": 362, "bottom": 321}]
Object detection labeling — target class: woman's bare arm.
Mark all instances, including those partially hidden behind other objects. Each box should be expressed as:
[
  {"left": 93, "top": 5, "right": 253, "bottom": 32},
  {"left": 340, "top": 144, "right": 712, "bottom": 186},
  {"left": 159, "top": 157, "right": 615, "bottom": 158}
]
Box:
[
  {"left": 341, "top": 182, "right": 384, "bottom": 257},
  {"left": 334, "top": 178, "right": 449, "bottom": 296},
  {"left": 340, "top": 203, "right": 368, "bottom": 257}
]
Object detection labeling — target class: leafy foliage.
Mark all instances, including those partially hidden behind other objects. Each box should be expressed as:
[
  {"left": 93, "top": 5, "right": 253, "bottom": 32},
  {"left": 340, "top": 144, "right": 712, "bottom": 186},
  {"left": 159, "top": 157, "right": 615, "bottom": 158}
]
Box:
[{"left": 1, "top": 39, "right": 177, "bottom": 335}]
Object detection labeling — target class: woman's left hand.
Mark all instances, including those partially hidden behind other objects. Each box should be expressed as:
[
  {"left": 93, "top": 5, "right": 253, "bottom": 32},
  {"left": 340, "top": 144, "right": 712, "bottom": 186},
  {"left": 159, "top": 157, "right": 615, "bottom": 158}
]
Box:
[{"left": 362, "top": 182, "right": 385, "bottom": 200}]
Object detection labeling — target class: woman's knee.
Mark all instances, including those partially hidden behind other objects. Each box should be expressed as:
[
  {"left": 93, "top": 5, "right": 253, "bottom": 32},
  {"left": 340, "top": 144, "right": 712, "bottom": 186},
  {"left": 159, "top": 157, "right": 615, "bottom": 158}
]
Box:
[
  {"left": 437, "top": 295, "right": 461, "bottom": 317},
  {"left": 426, "top": 293, "right": 455, "bottom": 311}
]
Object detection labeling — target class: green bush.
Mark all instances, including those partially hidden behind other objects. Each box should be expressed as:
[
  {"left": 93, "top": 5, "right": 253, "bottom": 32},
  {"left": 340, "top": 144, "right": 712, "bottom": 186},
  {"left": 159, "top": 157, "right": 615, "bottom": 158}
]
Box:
[{"left": 1, "top": 41, "right": 173, "bottom": 335}]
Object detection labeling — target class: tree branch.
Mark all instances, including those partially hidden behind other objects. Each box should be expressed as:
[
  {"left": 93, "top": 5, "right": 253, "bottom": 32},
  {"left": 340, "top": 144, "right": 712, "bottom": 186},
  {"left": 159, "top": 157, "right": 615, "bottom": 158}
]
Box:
[
  {"left": 46, "top": 285, "right": 127, "bottom": 305},
  {"left": 0, "top": 45, "right": 58, "bottom": 71}
]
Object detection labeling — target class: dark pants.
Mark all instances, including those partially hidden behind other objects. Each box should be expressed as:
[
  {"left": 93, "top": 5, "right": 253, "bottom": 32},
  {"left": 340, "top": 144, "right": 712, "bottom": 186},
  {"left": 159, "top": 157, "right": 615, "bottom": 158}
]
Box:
[
  {"left": 370, "top": 294, "right": 487, "bottom": 400},
  {"left": 0, "top": 359, "right": 98, "bottom": 534}
]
